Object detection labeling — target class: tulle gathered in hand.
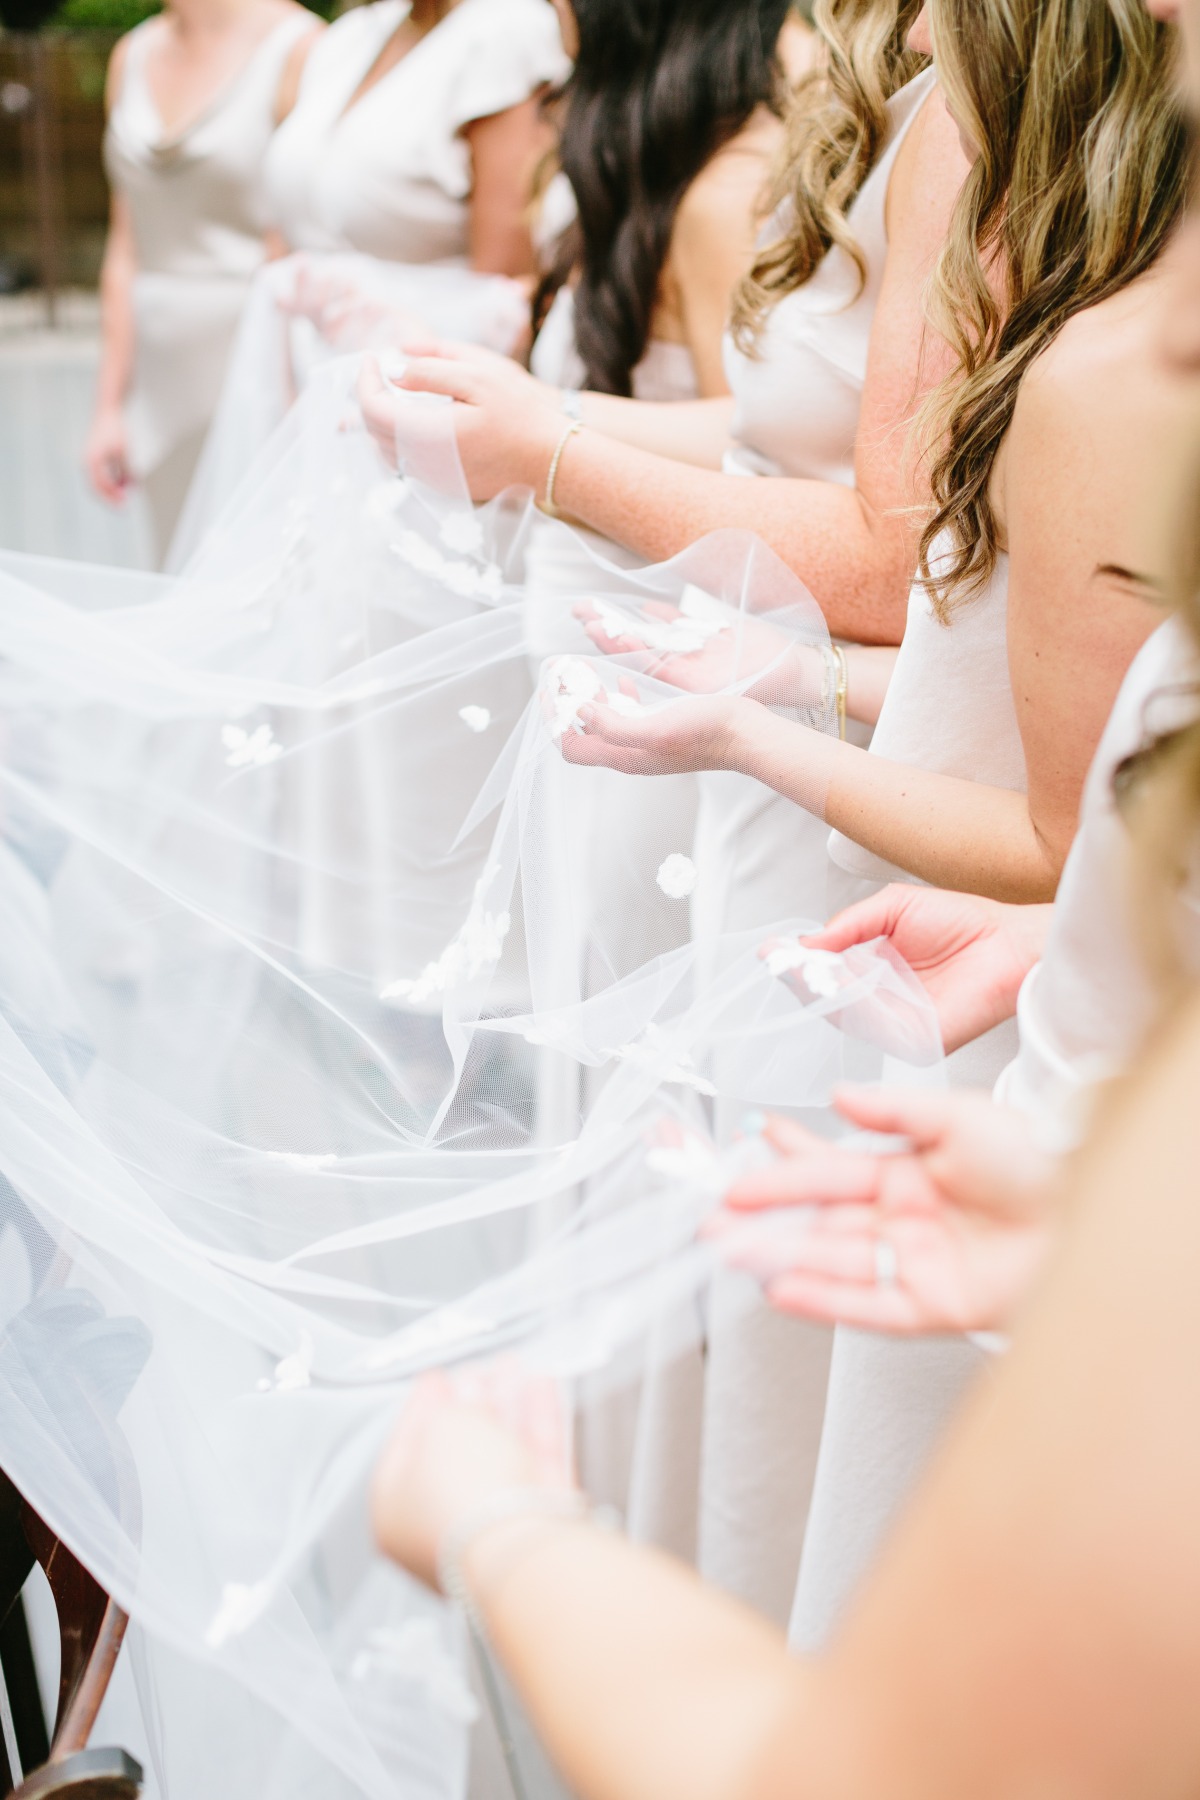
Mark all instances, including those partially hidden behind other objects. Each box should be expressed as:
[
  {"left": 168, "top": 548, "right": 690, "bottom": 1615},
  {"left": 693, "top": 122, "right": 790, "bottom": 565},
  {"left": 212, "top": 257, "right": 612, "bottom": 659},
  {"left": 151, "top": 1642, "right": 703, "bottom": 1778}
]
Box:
[{"left": 0, "top": 357, "right": 946, "bottom": 1798}]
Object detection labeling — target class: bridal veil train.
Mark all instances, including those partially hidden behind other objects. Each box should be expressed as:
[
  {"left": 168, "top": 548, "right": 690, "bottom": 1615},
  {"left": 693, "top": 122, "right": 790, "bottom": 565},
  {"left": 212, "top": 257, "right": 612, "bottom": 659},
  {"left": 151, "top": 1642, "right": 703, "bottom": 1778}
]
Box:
[{"left": 0, "top": 366, "right": 944, "bottom": 1798}]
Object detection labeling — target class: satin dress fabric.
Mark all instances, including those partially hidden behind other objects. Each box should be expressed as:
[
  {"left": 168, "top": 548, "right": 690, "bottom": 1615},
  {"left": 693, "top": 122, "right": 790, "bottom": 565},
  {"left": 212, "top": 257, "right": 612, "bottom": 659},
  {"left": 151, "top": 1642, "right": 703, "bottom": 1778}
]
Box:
[{"left": 104, "top": 13, "right": 313, "bottom": 558}]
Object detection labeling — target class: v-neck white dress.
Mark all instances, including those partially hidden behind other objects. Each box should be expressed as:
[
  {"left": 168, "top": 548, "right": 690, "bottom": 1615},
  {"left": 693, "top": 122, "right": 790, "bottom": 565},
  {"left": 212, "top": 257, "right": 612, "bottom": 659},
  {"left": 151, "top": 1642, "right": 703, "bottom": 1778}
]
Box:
[
  {"left": 103, "top": 12, "right": 312, "bottom": 558},
  {"left": 262, "top": 0, "right": 566, "bottom": 263}
]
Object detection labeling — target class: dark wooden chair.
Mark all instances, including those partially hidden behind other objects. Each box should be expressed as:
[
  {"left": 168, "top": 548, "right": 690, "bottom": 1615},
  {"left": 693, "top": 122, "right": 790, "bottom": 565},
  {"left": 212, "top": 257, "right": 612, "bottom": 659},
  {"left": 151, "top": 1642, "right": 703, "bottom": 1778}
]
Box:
[
  {"left": 0, "top": 1254, "right": 149, "bottom": 1800},
  {"left": 0, "top": 1474, "right": 141, "bottom": 1799}
]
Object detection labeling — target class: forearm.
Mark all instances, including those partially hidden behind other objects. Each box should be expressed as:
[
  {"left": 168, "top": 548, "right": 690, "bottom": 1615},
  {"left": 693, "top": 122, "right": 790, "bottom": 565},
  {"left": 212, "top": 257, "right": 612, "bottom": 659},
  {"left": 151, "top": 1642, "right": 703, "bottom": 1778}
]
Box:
[
  {"left": 841, "top": 646, "right": 897, "bottom": 726},
  {"left": 552, "top": 431, "right": 912, "bottom": 644},
  {"left": 466, "top": 1515, "right": 830, "bottom": 1800},
  {"left": 95, "top": 243, "right": 136, "bottom": 413},
  {"left": 734, "top": 706, "right": 1062, "bottom": 901},
  {"left": 572, "top": 393, "right": 735, "bottom": 468}
]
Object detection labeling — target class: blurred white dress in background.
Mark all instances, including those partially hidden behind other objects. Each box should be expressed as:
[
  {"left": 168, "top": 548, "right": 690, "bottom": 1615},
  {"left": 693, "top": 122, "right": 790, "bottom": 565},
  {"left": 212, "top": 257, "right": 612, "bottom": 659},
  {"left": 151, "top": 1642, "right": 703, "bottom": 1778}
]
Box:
[
  {"left": 103, "top": 11, "right": 313, "bottom": 557},
  {"left": 169, "top": 0, "right": 565, "bottom": 568}
]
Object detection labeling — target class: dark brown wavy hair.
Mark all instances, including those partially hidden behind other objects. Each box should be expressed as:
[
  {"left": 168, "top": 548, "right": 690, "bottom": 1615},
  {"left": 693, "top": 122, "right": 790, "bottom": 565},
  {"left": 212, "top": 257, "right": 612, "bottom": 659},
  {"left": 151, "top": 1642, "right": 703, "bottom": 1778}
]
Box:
[{"left": 534, "top": 0, "right": 790, "bottom": 396}]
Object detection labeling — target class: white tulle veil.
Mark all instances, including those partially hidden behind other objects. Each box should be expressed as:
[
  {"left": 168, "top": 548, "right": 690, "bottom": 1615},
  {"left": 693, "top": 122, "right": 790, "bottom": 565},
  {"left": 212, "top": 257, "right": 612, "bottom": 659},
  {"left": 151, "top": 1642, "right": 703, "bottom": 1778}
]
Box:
[{"left": 0, "top": 356, "right": 944, "bottom": 1798}]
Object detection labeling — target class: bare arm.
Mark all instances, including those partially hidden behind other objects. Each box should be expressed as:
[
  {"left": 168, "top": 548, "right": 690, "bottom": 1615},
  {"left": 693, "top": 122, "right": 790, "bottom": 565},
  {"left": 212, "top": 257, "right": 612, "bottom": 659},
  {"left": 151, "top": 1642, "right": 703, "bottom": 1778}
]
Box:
[
  {"left": 397, "top": 88, "right": 967, "bottom": 641},
  {"left": 570, "top": 287, "right": 1196, "bottom": 898},
  {"left": 376, "top": 988, "right": 1200, "bottom": 1800},
  {"left": 464, "top": 97, "right": 553, "bottom": 277},
  {"left": 538, "top": 126, "right": 781, "bottom": 466},
  {"left": 564, "top": 394, "right": 737, "bottom": 468},
  {"left": 552, "top": 93, "right": 965, "bottom": 641},
  {"left": 86, "top": 39, "right": 137, "bottom": 501}
]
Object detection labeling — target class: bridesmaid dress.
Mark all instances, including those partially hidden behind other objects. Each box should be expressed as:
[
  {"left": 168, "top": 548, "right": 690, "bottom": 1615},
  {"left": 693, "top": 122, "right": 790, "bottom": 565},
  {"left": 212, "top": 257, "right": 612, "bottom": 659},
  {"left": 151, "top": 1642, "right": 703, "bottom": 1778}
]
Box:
[
  {"left": 103, "top": 12, "right": 313, "bottom": 560},
  {"left": 789, "top": 545, "right": 1026, "bottom": 1649},
  {"left": 659, "top": 67, "right": 939, "bottom": 1629},
  {"left": 168, "top": 0, "right": 564, "bottom": 567},
  {"left": 526, "top": 270, "right": 703, "bottom": 1000},
  {"left": 520, "top": 267, "right": 711, "bottom": 1563},
  {"left": 262, "top": 0, "right": 566, "bottom": 263}
]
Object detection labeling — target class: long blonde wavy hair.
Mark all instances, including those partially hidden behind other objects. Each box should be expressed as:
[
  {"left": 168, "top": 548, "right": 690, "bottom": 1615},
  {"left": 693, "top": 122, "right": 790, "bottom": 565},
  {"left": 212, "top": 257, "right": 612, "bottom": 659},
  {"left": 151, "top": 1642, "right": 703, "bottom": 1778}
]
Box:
[
  {"left": 918, "top": 0, "right": 1188, "bottom": 617},
  {"left": 728, "top": 0, "right": 928, "bottom": 349}
]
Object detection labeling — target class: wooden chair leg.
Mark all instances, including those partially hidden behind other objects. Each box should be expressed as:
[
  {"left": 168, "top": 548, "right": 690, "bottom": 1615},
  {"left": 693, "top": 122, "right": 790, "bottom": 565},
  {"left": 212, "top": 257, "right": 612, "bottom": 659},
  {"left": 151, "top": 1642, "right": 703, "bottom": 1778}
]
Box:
[
  {"left": 0, "top": 1493, "right": 141, "bottom": 1799},
  {"left": 0, "top": 1597, "right": 50, "bottom": 1778}
]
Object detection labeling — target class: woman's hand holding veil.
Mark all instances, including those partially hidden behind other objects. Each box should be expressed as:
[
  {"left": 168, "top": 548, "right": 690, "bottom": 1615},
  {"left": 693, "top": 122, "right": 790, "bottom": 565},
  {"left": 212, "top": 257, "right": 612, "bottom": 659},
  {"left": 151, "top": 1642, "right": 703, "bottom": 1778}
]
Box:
[
  {"left": 792, "top": 886, "right": 1053, "bottom": 1055},
  {"left": 709, "top": 1091, "right": 1058, "bottom": 1335},
  {"left": 557, "top": 674, "right": 752, "bottom": 775},
  {"left": 357, "top": 342, "right": 564, "bottom": 496},
  {"left": 574, "top": 598, "right": 823, "bottom": 710},
  {"left": 371, "top": 1363, "right": 574, "bottom": 1592}
]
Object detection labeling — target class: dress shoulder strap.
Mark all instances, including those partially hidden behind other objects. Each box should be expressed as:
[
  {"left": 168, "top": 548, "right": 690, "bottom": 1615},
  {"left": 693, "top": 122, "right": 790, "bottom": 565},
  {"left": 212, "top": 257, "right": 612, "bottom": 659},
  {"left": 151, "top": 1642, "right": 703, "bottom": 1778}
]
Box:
[{"left": 111, "top": 17, "right": 157, "bottom": 112}]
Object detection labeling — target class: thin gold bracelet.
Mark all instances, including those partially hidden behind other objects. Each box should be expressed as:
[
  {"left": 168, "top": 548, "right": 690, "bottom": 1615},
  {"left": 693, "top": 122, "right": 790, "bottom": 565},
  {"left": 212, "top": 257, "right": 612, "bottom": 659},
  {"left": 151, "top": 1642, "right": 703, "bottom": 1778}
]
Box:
[
  {"left": 822, "top": 643, "right": 848, "bottom": 739},
  {"left": 542, "top": 419, "right": 583, "bottom": 518}
]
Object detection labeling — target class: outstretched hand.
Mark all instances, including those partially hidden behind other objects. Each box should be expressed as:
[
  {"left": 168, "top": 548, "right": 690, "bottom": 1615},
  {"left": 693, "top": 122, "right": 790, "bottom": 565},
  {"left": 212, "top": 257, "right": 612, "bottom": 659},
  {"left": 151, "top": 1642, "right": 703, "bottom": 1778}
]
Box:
[
  {"left": 552, "top": 668, "right": 750, "bottom": 775},
  {"left": 575, "top": 598, "right": 821, "bottom": 708},
  {"left": 371, "top": 1361, "right": 574, "bottom": 1592},
  {"left": 788, "top": 885, "right": 1053, "bottom": 1056},
  {"left": 709, "top": 1087, "right": 1058, "bottom": 1334},
  {"left": 357, "top": 344, "right": 564, "bottom": 498}
]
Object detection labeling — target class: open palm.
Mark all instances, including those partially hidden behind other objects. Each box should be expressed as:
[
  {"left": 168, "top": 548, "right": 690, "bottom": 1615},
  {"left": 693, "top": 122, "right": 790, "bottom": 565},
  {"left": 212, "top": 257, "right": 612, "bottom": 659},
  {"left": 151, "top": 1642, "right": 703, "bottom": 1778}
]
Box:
[{"left": 712, "top": 1086, "right": 1058, "bottom": 1334}]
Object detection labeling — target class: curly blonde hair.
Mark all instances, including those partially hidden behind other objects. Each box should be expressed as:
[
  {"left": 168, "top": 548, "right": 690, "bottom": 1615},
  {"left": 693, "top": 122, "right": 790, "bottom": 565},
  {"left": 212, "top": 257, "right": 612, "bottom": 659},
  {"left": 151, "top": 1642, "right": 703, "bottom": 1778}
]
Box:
[
  {"left": 918, "top": 0, "right": 1187, "bottom": 618},
  {"left": 728, "top": 0, "right": 927, "bottom": 350}
]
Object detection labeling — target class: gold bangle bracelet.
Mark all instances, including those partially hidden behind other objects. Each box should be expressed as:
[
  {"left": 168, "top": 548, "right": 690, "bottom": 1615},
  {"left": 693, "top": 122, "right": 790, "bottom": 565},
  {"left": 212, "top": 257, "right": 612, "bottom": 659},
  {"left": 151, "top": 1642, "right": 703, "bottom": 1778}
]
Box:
[
  {"left": 542, "top": 419, "right": 583, "bottom": 518},
  {"left": 822, "top": 642, "right": 848, "bottom": 739}
]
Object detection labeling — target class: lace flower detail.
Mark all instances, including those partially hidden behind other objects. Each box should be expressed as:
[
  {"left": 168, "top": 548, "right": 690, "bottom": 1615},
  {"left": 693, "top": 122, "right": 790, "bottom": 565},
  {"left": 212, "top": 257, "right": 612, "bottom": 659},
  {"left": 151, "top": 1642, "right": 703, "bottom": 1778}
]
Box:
[
  {"left": 206, "top": 1580, "right": 273, "bottom": 1648},
  {"left": 764, "top": 942, "right": 847, "bottom": 999},
  {"left": 613, "top": 1024, "right": 716, "bottom": 1096},
  {"left": 544, "top": 657, "right": 641, "bottom": 738},
  {"left": 589, "top": 583, "right": 733, "bottom": 656},
  {"left": 380, "top": 871, "right": 510, "bottom": 1006},
  {"left": 222, "top": 723, "right": 282, "bottom": 769},
  {"left": 256, "top": 1332, "right": 314, "bottom": 1393},
  {"left": 391, "top": 530, "right": 503, "bottom": 602},
  {"left": 458, "top": 705, "right": 491, "bottom": 733},
  {"left": 656, "top": 854, "right": 698, "bottom": 899}
]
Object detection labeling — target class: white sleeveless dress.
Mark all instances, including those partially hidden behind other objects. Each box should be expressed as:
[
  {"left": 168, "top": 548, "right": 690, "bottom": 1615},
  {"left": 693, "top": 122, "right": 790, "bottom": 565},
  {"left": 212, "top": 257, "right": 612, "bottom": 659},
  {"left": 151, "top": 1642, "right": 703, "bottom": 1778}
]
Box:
[
  {"left": 788, "top": 546, "right": 1026, "bottom": 1650},
  {"left": 653, "top": 68, "right": 936, "bottom": 1630},
  {"left": 262, "top": 0, "right": 566, "bottom": 262},
  {"left": 998, "top": 618, "right": 1200, "bottom": 1145},
  {"left": 103, "top": 12, "right": 313, "bottom": 560},
  {"left": 524, "top": 282, "right": 704, "bottom": 1003},
  {"left": 521, "top": 279, "right": 710, "bottom": 1565}
]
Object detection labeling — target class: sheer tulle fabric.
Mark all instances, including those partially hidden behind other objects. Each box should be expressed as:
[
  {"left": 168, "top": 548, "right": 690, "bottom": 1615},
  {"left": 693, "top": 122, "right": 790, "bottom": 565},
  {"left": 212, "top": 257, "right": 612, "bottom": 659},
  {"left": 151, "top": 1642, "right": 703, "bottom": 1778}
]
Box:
[
  {"left": 0, "top": 361, "right": 944, "bottom": 1797},
  {"left": 167, "top": 256, "right": 529, "bottom": 573}
]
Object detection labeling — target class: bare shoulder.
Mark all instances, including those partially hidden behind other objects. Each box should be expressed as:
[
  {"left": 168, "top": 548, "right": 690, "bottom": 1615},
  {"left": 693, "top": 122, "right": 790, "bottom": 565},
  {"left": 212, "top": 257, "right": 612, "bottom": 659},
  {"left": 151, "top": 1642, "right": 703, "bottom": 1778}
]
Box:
[
  {"left": 1001, "top": 268, "right": 1200, "bottom": 577},
  {"left": 673, "top": 113, "right": 780, "bottom": 247},
  {"left": 1013, "top": 275, "right": 1186, "bottom": 449}
]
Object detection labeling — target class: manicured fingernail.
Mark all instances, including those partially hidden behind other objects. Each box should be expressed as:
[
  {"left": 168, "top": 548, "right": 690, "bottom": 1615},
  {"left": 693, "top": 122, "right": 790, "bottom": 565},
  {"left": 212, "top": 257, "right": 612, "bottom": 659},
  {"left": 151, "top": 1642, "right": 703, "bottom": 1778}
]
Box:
[{"left": 740, "top": 1110, "right": 767, "bottom": 1137}]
